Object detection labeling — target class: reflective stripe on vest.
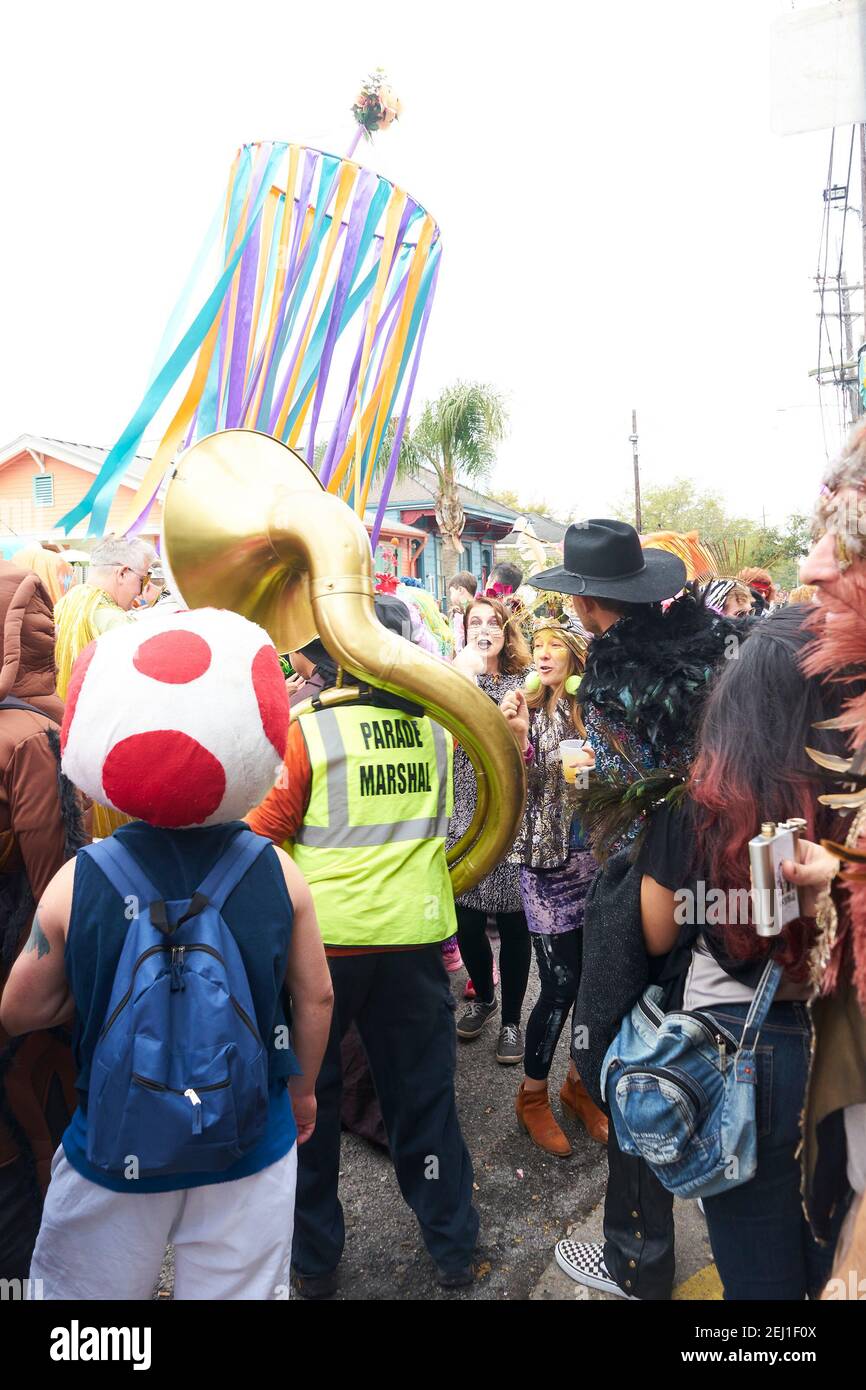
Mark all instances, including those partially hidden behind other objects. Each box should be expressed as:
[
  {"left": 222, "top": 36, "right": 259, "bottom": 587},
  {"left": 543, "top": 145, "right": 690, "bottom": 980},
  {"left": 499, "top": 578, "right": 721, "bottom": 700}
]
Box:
[{"left": 295, "top": 707, "right": 450, "bottom": 849}]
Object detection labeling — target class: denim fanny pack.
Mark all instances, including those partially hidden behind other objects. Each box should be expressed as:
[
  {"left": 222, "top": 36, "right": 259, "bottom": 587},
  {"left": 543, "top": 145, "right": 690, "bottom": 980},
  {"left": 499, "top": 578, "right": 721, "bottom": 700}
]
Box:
[{"left": 600, "top": 956, "right": 782, "bottom": 1200}]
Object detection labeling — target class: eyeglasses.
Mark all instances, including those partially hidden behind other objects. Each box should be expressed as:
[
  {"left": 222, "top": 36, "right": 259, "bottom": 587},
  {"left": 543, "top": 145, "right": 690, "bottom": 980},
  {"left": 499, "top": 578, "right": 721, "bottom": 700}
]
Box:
[{"left": 115, "top": 565, "right": 154, "bottom": 594}]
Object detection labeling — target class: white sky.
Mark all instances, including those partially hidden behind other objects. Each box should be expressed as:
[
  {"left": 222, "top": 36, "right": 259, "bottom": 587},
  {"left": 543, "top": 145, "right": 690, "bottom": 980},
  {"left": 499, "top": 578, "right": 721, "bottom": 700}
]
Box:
[{"left": 1, "top": 0, "right": 862, "bottom": 529}]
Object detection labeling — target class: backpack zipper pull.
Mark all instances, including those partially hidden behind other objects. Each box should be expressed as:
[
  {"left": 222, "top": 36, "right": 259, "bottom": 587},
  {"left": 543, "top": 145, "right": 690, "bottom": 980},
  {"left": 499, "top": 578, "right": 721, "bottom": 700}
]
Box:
[
  {"left": 184, "top": 1088, "right": 202, "bottom": 1134},
  {"left": 170, "top": 945, "right": 186, "bottom": 992}
]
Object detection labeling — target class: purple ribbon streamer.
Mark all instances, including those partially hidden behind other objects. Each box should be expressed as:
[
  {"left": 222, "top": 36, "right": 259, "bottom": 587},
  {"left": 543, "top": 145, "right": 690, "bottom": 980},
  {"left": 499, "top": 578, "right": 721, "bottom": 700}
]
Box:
[
  {"left": 306, "top": 168, "right": 377, "bottom": 463},
  {"left": 126, "top": 482, "right": 162, "bottom": 536},
  {"left": 370, "top": 254, "right": 441, "bottom": 550},
  {"left": 318, "top": 263, "right": 410, "bottom": 488},
  {"left": 212, "top": 145, "right": 271, "bottom": 429},
  {"left": 267, "top": 217, "right": 348, "bottom": 439},
  {"left": 316, "top": 205, "right": 417, "bottom": 483},
  {"left": 246, "top": 153, "right": 319, "bottom": 425},
  {"left": 285, "top": 150, "right": 318, "bottom": 299},
  {"left": 223, "top": 145, "right": 271, "bottom": 426}
]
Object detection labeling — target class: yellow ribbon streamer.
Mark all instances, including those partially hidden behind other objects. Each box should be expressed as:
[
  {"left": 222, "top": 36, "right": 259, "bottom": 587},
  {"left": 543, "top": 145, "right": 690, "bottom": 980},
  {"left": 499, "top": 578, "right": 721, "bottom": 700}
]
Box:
[
  {"left": 275, "top": 161, "right": 359, "bottom": 442},
  {"left": 245, "top": 145, "right": 299, "bottom": 428},
  {"left": 116, "top": 156, "right": 256, "bottom": 533},
  {"left": 359, "top": 213, "right": 436, "bottom": 514},
  {"left": 346, "top": 186, "right": 407, "bottom": 509}
]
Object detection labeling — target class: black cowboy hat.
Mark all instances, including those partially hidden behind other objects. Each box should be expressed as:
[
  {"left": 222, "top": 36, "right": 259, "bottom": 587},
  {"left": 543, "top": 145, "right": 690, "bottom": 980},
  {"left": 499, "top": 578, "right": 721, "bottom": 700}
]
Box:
[{"left": 529, "top": 519, "right": 686, "bottom": 603}]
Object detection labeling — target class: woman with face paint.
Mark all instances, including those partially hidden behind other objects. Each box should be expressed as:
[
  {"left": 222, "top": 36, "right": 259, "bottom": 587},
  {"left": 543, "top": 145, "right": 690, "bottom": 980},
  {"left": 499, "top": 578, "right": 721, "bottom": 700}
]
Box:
[
  {"left": 449, "top": 598, "right": 533, "bottom": 1064},
  {"left": 500, "top": 621, "right": 608, "bottom": 1155}
]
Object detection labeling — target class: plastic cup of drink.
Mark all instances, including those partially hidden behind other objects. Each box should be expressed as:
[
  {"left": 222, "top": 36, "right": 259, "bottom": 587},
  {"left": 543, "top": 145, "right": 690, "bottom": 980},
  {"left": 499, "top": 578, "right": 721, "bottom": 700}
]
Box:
[{"left": 560, "top": 739, "right": 590, "bottom": 784}]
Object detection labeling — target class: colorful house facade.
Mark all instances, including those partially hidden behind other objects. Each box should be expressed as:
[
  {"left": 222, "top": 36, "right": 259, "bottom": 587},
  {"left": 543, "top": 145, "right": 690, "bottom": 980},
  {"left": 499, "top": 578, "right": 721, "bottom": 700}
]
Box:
[
  {"left": 367, "top": 467, "right": 567, "bottom": 598},
  {"left": 0, "top": 435, "right": 164, "bottom": 558}
]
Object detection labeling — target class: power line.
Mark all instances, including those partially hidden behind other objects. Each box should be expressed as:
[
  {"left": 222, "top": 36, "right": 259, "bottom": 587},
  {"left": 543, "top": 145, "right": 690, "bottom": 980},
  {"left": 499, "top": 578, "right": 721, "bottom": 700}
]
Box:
[
  {"left": 836, "top": 126, "right": 857, "bottom": 408},
  {"left": 816, "top": 129, "right": 836, "bottom": 459}
]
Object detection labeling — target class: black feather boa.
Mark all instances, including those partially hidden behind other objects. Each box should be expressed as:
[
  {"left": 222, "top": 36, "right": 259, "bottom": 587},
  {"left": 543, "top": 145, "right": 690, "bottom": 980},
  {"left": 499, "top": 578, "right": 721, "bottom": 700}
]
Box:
[{"left": 579, "top": 594, "right": 751, "bottom": 752}]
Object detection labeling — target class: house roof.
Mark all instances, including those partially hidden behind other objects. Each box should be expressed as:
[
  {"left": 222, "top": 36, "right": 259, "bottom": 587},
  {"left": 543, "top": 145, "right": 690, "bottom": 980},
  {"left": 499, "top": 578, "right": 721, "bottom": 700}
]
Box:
[
  {"left": 363, "top": 516, "right": 426, "bottom": 540},
  {"left": 0, "top": 434, "right": 154, "bottom": 485},
  {"left": 499, "top": 514, "right": 568, "bottom": 546},
  {"left": 367, "top": 466, "right": 568, "bottom": 543}
]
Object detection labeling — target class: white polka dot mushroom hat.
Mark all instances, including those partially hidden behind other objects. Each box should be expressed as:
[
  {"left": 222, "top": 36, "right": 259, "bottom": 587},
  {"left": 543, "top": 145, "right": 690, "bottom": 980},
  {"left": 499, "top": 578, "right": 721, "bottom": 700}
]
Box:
[{"left": 60, "top": 608, "right": 290, "bottom": 827}]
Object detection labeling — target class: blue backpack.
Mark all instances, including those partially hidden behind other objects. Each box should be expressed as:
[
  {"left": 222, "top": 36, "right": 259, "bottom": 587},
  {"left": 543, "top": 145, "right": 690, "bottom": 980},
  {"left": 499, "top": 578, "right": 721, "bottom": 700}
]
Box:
[
  {"left": 600, "top": 957, "right": 782, "bottom": 1200},
  {"left": 81, "top": 828, "right": 272, "bottom": 1178}
]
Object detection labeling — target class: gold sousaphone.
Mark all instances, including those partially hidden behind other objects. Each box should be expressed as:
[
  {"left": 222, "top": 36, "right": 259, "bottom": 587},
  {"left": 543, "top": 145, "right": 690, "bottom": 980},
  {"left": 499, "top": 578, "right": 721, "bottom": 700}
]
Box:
[{"left": 162, "top": 429, "right": 526, "bottom": 895}]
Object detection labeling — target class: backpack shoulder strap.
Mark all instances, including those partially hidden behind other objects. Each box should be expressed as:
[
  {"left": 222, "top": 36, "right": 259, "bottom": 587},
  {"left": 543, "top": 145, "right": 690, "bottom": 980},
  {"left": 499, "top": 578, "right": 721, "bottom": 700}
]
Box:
[
  {"left": 196, "top": 828, "right": 273, "bottom": 913},
  {"left": 738, "top": 957, "right": 784, "bottom": 1052},
  {"left": 80, "top": 837, "right": 163, "bottom": 912},
  {"left": 0, "top": 695, "right": 57, "bottom": 722}
]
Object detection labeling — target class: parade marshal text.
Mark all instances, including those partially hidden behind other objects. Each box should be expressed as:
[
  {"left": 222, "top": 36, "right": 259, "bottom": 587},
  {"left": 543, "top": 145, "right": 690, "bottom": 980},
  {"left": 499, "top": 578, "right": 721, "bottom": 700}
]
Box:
[{"left": 358, "top": 718, "right": 432, "bottom": 796}]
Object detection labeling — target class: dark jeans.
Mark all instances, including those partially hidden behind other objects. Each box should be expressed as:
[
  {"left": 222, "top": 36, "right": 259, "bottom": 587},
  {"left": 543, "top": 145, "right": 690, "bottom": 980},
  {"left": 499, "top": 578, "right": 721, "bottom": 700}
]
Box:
[
  {"left": 525, "top": 930, "right": 581, "bottom": 1081},
  {"left": 293, "top": 946, "right": 479, "bottom": 1278},
  {"left": 456, "top": 906, "right": 530, "bottom": 1025},
  {"left": 702, "top": 1000, "right": 834, "bottom": 1301},
  {"left": 0, "top": 1157, "right": 42, "bottom": 1279}
]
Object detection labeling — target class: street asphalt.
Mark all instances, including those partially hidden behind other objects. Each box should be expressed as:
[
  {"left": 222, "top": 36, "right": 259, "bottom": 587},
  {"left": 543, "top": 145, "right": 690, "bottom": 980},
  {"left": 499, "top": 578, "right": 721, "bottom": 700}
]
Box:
[
  {"left": 154, "top": 943, "right": 609, "bottom": 1302},
  {"left": 154, "top": 943, "right": 719, "bottom": 1301},
  {"left": 306, "top": 951, "right": 609, "bottom": 1301}
]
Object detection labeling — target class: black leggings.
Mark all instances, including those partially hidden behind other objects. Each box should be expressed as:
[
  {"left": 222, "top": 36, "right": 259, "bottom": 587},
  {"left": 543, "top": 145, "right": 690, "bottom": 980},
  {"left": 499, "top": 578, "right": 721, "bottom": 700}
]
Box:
[
  {"left": 524, "top": 929, "right": 582, "bottom": 1081},
  {"left": 455, "top": 906, "right": 530, "bottom": 1026}
]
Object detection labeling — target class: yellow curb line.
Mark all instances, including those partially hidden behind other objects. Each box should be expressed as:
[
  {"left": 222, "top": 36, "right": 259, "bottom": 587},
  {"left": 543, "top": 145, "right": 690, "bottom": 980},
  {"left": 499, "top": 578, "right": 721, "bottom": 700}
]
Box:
[{"left": 673, "top": 1262, "right": 724, "bottom": 1300}]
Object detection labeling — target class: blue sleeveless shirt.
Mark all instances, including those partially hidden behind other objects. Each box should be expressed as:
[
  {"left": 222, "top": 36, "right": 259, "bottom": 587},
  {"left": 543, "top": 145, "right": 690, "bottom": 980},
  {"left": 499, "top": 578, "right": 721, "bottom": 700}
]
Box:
[{"left": 63, "top": 821, "right": 299, "bottom": 1192}]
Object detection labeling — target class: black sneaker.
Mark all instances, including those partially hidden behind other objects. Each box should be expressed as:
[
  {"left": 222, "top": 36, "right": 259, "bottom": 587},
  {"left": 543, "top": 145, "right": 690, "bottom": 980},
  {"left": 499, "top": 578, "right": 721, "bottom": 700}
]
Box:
[
  {"left": 495, "top": 1023, "right": 525, "bottom": 1064},
  {"left": 456, "top": 999, "right": 498, "bottom": 1039},
  {"left": 554, "top": 1240, "right": 639, "bottom": 1299}
]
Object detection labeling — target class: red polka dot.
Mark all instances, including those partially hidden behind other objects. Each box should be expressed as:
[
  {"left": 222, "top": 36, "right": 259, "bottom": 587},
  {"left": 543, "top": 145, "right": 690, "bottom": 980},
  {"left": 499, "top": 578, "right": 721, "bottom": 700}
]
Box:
[
  {"left": 61, "top": 640, "right": 97, "bottom": 754},
  {"left": 133, "top": 630, "right": 212, "bottom": 684},
  {"left": 102, "top": 730, "right": 225, "bottom": 826},
  {"left": 252, "top": 645, "right": 290, "bottom": 757}
]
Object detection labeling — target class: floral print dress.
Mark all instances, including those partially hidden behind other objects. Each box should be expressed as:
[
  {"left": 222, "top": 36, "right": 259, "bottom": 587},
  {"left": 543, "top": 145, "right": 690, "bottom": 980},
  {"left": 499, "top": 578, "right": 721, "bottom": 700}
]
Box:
[{"left": 446, "top": 670, "right": 527, "bottom": 913}]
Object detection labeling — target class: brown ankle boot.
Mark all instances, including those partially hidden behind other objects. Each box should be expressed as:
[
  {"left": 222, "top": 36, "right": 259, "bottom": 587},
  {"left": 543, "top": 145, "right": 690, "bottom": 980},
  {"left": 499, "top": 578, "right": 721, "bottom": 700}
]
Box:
[
  {"left": 560, "top": 1072, "right": 609, "bottom": 1145},
  {"left": 515, "top": 1082, "right": 572, "bottom": 1157}
]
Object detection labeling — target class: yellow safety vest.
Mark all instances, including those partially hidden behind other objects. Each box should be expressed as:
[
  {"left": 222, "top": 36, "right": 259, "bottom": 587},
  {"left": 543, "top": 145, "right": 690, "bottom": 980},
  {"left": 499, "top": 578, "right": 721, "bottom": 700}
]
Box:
[{"left": 290, "top": 703, "right": 456, "bottom": 948}]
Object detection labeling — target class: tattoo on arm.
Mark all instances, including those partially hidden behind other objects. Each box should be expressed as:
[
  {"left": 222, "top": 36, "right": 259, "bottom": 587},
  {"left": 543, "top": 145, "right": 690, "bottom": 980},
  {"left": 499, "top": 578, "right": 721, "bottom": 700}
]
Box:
[{"left": 24, "top": 912, "right": 51, "bottom": 959}]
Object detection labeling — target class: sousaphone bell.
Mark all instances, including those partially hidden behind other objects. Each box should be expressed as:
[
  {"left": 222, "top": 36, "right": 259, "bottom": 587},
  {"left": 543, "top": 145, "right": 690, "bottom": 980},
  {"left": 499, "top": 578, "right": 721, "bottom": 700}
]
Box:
[{"left": 162, "top": 429, "right": 526, "bottom": 894}]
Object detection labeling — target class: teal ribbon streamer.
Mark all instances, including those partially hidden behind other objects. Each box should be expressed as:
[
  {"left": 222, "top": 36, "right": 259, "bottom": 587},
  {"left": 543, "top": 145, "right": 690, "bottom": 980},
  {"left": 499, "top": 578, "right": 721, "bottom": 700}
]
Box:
[
  {"left": 354, "top": 242, "right": 440, "bottom": 511},
  {"left": 198, "top": 148, "right": 255, "bottom": 438},
  {"left": 143, "top": 189, "right": 225, "bottom": 391},
  {"left": 56, "top": 143, "right": 286, "bottom": 535},
  {"left": 262, "top": 154, "right": 343, "bottom": 432},
  {"left": 278, "top": 202, "right": 408, "bottom": 446}
]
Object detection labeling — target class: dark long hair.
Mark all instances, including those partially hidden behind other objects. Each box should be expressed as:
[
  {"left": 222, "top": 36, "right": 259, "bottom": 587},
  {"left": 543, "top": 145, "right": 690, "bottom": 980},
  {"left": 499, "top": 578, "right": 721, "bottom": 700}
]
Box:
[{"left": 689, "top": 605, "right": 845, "bottom": 972}]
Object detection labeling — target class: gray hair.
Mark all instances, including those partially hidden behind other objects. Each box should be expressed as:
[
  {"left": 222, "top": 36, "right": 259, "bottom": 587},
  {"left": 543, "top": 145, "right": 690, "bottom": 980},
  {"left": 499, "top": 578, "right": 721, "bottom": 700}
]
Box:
[{"left": 90, "top": 538, "right": 157, "bottom": 572}]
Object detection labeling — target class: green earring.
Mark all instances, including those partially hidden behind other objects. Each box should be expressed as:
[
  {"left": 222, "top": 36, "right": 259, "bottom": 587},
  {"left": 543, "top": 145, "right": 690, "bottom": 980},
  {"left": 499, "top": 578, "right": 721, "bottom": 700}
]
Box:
[
  {"left": 565, "top": 675, "right": 581, "bottom": 695},
  {"left": 523, "top": 672, "right": 541, "bottom": 694}
]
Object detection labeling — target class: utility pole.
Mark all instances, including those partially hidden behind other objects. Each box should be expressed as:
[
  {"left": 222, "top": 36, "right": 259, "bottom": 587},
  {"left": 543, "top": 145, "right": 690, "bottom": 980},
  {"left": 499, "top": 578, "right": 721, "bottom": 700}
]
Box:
[
  {"left": 861, "top": 124, "right": 866, "bottom": 306},
  {"left": 861, "top": 123, "right": 866, "bottom": 415},
  {"left": 629, "top": 409, "right": 642, "bottom": 532}
]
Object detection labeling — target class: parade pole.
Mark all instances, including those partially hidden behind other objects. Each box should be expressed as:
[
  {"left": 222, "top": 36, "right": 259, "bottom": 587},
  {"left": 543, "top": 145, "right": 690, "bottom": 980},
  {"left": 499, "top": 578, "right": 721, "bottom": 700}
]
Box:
[{"left": 630, "top": 409, "right": 642, "bottom": 531}]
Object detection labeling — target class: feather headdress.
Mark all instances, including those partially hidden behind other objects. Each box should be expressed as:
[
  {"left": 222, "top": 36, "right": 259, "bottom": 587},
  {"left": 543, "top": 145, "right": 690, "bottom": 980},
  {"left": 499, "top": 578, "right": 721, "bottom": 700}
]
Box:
[{"left": 802, "top": 438, "right": 866, "bottom": 1007}]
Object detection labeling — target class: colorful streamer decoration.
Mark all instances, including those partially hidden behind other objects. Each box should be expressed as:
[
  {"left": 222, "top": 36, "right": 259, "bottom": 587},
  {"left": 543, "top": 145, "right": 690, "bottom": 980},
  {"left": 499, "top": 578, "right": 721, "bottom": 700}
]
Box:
[{"left": 58, "top": 140, "right": 441, "bottom": 547}]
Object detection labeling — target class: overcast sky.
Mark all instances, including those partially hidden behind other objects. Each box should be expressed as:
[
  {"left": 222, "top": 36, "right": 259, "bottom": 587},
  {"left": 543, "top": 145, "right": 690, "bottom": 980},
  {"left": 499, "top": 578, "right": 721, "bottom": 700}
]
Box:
[{"left": 1, "top": 0, "right": 861, "bottom": 529}]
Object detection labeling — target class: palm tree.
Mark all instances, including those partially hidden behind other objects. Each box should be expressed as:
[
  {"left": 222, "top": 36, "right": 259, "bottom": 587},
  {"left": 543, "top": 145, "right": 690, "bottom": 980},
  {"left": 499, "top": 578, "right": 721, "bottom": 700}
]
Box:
[{"left": 400, "top": 381, "right": 507, "bottom": 587}]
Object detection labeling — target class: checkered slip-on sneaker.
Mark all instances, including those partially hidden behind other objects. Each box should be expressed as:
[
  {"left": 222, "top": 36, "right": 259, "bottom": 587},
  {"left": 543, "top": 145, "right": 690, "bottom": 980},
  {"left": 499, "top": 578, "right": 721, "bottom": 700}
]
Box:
[{"left": 554, "top": 1240, "right": 639, "bottom": 1299}]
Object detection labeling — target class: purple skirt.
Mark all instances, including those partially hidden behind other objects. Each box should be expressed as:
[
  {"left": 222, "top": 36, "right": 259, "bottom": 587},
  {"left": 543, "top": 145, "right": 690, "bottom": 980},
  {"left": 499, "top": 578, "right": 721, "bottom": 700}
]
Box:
[{"left": 518, "top": 849, "right": 598, "bottom": 934}]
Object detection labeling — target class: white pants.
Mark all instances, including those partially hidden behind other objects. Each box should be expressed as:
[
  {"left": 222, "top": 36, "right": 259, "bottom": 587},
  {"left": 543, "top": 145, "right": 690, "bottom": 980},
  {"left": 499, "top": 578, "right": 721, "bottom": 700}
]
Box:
[{"left": 31, "top": 1145, "right": 297, "bottom": 1300}]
